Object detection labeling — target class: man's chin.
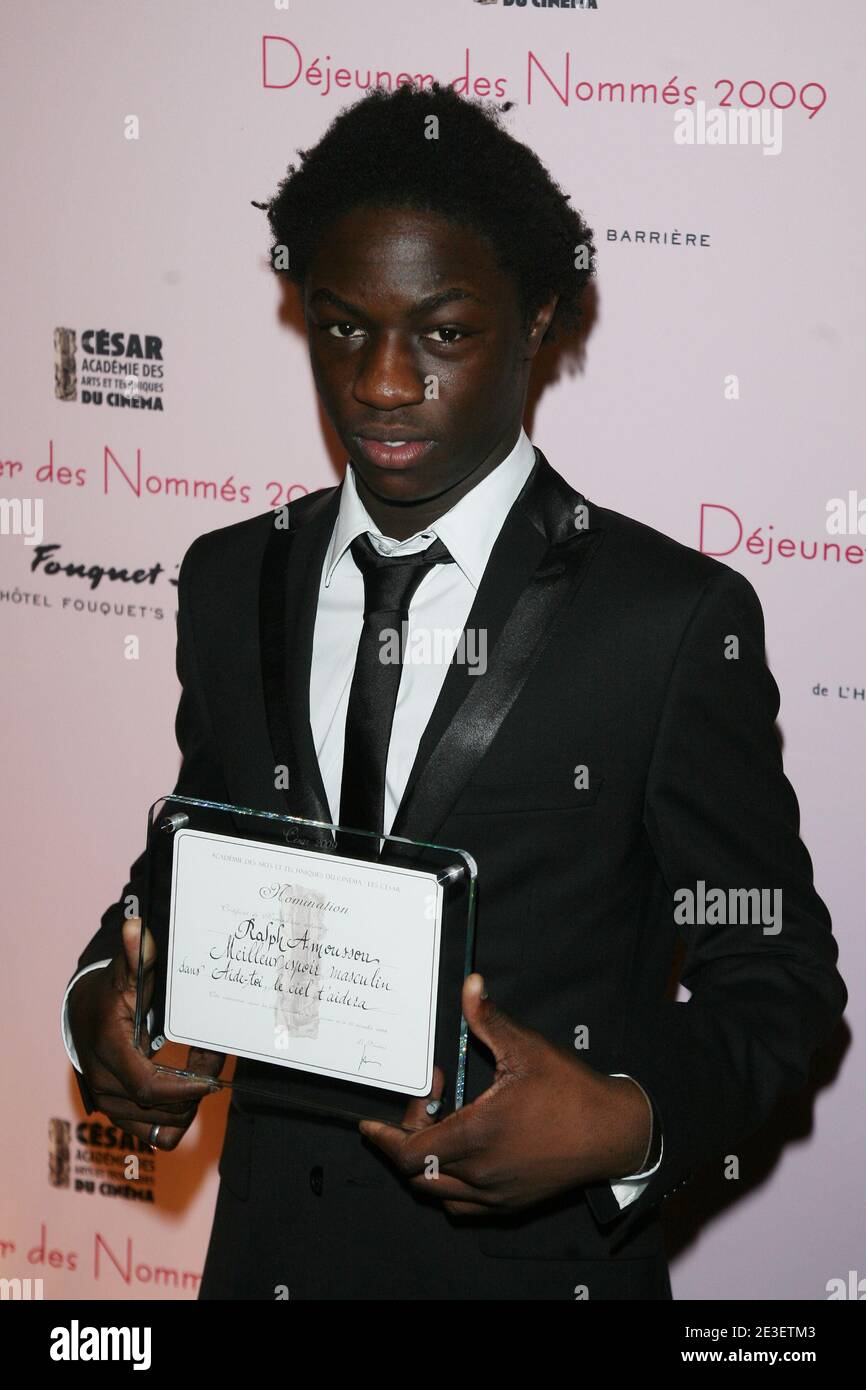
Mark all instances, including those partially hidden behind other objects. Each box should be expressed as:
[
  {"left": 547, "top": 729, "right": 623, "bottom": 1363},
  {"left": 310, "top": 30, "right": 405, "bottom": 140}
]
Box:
[{"left": 349, "top": 458, "right": 453, "bottom": 508}]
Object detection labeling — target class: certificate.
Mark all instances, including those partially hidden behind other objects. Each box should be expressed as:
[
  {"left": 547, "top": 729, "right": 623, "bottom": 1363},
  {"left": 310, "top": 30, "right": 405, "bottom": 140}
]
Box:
[{"left": 163, "top": 828, "right": 445, "bottom": 1096}]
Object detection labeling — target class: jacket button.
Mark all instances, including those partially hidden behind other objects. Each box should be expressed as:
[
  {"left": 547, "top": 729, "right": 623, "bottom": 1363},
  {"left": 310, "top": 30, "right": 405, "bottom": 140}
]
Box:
[{"left": 309, "top": 1165, "right": 324, "bottom": 1196}]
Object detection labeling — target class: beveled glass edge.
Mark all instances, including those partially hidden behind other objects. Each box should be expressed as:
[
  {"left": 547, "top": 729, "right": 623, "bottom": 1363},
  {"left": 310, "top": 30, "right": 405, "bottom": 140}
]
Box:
[{"left": 147, "top": 793, "right": 478, "bottom": 881}]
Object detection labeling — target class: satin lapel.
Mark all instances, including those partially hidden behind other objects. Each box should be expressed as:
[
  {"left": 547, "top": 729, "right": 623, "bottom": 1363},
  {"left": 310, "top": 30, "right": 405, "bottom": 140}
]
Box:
[
  {"left": 390, "top": 450, "right": 604, "bottom": 845},
  {"left": 259, "top": 485, "right": 342, "bottom": 827}
]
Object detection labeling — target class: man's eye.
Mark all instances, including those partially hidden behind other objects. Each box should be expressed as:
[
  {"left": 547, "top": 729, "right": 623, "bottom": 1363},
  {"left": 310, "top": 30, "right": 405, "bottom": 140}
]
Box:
[
  {"left": 424, "top": 326, "right": 466, "bottom": 345},
  {"left": 325, "top": 322, "right": 364, "bottom": 339}
]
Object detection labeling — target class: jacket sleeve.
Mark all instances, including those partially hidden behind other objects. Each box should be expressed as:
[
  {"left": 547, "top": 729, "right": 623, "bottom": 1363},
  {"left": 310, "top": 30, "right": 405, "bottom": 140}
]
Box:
[
  {"left": 584, "top": 566, "right": 847, "bottom": 1242},
  {"left": 67, "top": 537, "right": 231, "bottom": 1108}
]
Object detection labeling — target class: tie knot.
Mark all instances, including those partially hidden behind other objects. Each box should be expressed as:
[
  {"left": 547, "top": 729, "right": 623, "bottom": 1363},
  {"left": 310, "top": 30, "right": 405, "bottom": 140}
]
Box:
[{"left": 349, "top": 532, "right": 454, "bottom": 619}]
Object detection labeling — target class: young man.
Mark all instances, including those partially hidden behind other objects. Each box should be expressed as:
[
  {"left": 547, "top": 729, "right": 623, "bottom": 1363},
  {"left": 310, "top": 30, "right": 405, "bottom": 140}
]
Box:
[{"left": 64, "top": 82, "right": 846, "bottom": 1300}]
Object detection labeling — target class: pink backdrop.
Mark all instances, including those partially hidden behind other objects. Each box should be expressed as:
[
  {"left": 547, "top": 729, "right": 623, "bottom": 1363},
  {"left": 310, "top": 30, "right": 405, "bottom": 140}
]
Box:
[{"left": 1, "top": 0, "right": 862, "bottom": 1300}]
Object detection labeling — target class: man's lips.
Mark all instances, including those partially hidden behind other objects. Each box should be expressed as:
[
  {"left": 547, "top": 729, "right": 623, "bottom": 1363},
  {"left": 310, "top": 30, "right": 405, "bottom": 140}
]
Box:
[{"left": 352, "top": 436, "right": 435, "bottom": 468}]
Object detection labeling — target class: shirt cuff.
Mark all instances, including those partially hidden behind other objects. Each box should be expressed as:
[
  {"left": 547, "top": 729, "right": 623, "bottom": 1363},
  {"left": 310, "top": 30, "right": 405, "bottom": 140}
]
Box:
[{"left": 607, "top": 1072, "right": 664, "bottom": 1209}]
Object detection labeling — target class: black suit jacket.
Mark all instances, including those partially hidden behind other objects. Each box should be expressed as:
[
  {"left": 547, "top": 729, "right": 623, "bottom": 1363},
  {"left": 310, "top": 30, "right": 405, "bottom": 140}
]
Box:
[{"left": 73, "top": 449, "right": 846, "bottom": 1284}]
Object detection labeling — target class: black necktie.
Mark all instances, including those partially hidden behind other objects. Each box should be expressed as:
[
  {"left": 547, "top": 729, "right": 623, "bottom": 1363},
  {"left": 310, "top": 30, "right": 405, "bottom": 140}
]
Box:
[{"left": 336, "top": 532, "right": 455, "bottom": 856}]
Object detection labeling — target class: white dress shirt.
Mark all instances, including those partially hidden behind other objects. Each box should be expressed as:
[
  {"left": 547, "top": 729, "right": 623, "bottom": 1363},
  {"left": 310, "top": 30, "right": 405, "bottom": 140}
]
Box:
[{"left": 61, "top": 426, "right": 661, "bottom": 1207}]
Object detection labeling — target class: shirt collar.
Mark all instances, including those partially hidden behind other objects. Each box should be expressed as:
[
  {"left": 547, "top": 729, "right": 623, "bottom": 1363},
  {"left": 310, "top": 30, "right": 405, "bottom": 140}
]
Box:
[{"left": 323, "top": 427, "right": 538, "bottom": 590}]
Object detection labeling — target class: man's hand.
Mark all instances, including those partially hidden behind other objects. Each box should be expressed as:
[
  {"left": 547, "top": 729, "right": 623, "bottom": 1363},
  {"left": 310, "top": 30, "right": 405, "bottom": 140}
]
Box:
[
  {"left": 359, "top": 973, "right": 652, "bottom": 1216},
  {"left": 67, "top": 917, "right": 223, "bottom": 1150}
]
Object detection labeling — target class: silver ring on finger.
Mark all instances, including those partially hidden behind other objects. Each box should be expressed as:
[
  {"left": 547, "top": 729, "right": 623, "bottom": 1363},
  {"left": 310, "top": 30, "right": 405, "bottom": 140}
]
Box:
[{"left": 148, "top": 1123, "right": 161, "bottom": 1150}]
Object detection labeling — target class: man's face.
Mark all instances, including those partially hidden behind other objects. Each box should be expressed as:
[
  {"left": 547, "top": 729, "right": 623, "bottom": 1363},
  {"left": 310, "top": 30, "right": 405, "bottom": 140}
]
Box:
[{"left": 304, "top": 203, "right": 530, "bottom": 505}]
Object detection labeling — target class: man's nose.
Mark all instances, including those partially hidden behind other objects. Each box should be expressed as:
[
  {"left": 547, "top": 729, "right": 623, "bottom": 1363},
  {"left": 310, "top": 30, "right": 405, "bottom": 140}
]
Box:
[{"left": 352, "top": 332, "right": 426, "bottom": 409}]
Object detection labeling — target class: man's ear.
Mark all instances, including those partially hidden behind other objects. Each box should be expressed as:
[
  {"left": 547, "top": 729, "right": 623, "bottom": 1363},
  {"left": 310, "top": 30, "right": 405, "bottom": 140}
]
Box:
[{"left": 524, "top": 294, "right": 559, "bottom": 358}]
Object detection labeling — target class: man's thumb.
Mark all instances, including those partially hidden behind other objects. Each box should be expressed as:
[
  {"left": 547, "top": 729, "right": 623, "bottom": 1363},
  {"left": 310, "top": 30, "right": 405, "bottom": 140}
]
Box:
[
  {"left": 462, "top": 973, "right": 520, "bottom": 1062},
  {"left": 120, "top": 916, "right": 155, "bottom": 985}
]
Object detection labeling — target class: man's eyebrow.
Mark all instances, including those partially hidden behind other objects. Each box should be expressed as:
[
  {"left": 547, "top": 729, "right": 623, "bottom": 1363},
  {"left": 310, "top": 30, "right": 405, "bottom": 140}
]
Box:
[
  {"left": 411, "top": 288, "right": 485, "bottom": 313},
  {"left": 308, "top": 287, "right": 485, "bottom": 317}
]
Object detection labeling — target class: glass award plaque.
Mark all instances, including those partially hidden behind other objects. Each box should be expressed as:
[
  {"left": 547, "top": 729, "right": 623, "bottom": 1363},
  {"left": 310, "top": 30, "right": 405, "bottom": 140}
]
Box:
[{"left": 133, "top": 795, "right": 477, "bottom": 1127}]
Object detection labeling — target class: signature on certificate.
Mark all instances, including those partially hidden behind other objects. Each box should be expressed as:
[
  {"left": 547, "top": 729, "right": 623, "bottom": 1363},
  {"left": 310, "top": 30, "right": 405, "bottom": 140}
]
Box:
[{"left": 357, "top": 1039, "right": 386, "bottom": 1072}]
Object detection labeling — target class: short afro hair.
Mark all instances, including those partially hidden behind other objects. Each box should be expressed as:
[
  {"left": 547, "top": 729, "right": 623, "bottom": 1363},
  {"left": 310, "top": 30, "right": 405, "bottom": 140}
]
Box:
[{"left": 253, "top": 81, "right": 595, "bottom": 344}]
